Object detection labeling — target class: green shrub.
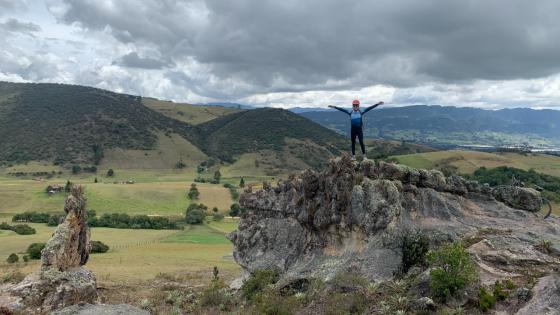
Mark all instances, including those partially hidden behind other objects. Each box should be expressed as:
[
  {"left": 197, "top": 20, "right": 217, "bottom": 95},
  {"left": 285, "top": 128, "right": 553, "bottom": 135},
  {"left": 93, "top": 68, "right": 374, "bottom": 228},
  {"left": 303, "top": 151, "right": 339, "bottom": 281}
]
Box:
[
  {"left": 7, "top": 253, "right": 18, "bottom": 264},
  {"left": 325, "top": 291, "right": 367, "bottom": 315},
  {"left": 428, "top": 242, "right": 477, "bottom": 300},
  {"left": 253, "top": 288, "right": 300, "bottom": 315},
  {"left": 241, "top": 269, "right": 280, "bottom": 301},
  {"left": 91, "top": 240, "right": 109, "bottom": 253},
  {"left": 331, "top": 271, "right": 368, "bottom": 292},
  {"left": 175, "top": 160, "right": 186, "bottom": 169},
  {"left": 199, "top": 278, "right": 232, "bottom": 310},
  {"left": 493, "top": 281, "right": 508, "bottom": 301},
  {"left": 11, "top": 224, "right": 36, "bottom": 235},
  {"left": 399, "top": 230, "right": 430, "bottom": 274},
  {"left": 478, "top": 287, "right": 496, "bottom": 312},
  {"left": 212, "top": 213, "right": 224, "bottom": 221},
  {"left": 27, "top": 243, "right": 46, "bottom": 259},
  {"left": 0, "top": 222, "right": 36, "bottom": 235},
  {"left": 1, "top": 271, "right": 25, "bottom": 284},
  {"left": 22, "top": 255, "right": 29, "bottom": 263}
]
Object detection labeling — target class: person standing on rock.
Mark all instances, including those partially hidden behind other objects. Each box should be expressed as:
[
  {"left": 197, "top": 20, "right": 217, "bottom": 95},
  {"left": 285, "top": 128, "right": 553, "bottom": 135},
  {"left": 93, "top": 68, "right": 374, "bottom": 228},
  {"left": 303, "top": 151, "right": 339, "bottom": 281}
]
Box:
[{"left": 329, "top": 100, "right": 384, "bottom": 160}]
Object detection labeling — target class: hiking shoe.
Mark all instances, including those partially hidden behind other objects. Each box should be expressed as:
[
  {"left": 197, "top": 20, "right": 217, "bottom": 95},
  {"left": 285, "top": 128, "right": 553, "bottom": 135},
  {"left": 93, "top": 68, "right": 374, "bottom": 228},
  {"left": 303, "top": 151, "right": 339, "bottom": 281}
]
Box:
[{"left": 351, "top": 155, "right": 356, "bottom": 161}]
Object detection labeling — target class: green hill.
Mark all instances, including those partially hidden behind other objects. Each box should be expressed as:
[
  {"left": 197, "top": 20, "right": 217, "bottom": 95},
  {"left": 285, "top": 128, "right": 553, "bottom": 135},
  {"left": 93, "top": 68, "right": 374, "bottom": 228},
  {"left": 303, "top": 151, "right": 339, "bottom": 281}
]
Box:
[
  {"left": 0, "top": 82, "right": 344, "bottom": 171},
  {"left": 0, "top": 82, "right": 196, "bottom": 166},
  {"left": 196, "top": 108, "right": 346, "bottom": 164}
]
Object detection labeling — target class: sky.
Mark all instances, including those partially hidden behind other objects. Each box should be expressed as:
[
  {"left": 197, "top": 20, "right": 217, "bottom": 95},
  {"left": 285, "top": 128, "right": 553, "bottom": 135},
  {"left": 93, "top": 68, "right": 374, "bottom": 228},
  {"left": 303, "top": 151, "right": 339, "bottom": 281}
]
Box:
[{"left": 1, "top": 0, "right": 560, "bottom": 109}]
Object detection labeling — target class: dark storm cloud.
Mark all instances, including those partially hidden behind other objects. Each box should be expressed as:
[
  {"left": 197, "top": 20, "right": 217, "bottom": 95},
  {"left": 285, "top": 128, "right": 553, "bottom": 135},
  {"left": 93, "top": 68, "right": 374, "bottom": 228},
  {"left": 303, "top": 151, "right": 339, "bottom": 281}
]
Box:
[
  {"left": 47, "top": 0, "right": 560, "bottom": 97},
  {"left": 113, "top": 52, "right": 173, "bottom": 70},
  {"left": 0, "top": 18, "right": 41, "bottom": 34}
]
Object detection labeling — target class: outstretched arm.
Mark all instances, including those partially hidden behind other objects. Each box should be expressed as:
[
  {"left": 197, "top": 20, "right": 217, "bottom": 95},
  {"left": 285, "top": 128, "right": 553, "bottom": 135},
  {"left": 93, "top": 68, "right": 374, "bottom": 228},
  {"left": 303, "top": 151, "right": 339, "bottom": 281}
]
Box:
[
  {"left": 362, "top": 101, "right": 384, "bottom": 114},
  {"left": 328, "top": 105, "right": 351, "bottom": 115}
]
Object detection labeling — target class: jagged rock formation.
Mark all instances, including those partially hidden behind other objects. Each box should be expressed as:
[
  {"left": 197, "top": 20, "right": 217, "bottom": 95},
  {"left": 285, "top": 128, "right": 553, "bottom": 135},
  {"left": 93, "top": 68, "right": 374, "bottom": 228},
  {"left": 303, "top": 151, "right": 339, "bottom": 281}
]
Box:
[
  {"left": 2, "top": 186, "right": 97, "bottom": 313},
  {"left": 229, "top": 156, "right": 560, "bottom": 286}
]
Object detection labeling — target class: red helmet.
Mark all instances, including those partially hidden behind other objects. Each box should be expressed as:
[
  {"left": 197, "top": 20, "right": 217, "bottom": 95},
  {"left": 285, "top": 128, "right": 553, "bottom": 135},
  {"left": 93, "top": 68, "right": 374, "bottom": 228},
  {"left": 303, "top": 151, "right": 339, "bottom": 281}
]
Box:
[{"left": 352, "top": 99, "right": 360, "bottom": 106}]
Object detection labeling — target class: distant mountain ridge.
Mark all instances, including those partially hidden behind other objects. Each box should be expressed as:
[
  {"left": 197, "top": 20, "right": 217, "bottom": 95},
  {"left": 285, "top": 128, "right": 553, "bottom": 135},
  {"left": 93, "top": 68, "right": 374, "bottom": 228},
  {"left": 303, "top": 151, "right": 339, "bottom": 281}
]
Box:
[
  {"left": 301, "top": 105, "right": 560, "bottom": 147},
  {"left": 0, "top": 82, "right": 345, "bottom": 168}
]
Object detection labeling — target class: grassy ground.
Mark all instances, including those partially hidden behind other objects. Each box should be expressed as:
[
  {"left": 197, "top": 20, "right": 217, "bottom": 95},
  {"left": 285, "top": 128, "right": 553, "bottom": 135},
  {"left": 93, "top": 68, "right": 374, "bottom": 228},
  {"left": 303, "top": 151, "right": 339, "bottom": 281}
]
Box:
[
  {"left": 393, "top": 150, "right": 560, "bottom": 176},
  {"left": 142, "top": 98, "right": 240, "bottom": 125},
  {"left": 0, "top": 217, "right": 240, "bottom": 283},
  {"left": 0, "top": 178, "right": 232, "bottom": 216}
]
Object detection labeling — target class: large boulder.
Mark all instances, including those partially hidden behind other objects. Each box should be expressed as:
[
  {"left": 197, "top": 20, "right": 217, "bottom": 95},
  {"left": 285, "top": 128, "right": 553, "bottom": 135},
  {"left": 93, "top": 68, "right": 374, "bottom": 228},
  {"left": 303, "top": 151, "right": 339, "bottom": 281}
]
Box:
[
  {"left": 2, "top": 186, "right": 97, "bottom": 313},
  {"left": 229, "top": 156, "right": 560, "bottom": 284},
  {"left": 492, "top": 185, "right": 542, "bottom": 212}
]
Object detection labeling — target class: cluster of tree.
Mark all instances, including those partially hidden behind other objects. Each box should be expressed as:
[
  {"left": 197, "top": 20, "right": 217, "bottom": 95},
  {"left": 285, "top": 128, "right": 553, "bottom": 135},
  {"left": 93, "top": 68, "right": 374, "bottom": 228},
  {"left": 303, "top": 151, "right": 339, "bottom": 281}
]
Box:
[
  {"left": 228, "top": 203, "right": 246, "bottom": 217},
  {"left": 467, "top": 166, "right": 560, "bottom": 202},
  {"left": 185, "top": 203, "right": 208, "bottom": 224},
  {"left": 188, "top": 183, "right": 200, "bottom": 200},
  {"left": 89, "top": 212, "right": 179, "bottom": 230},
  {"left": 197, "top": 159, "right": 219, "bottom": 174},
  {"left": 12, "top": 210, "right": 180, "bottom": 230},
  {"left": 8, "top": 171, "right": 62, "bottom": 178},
  {"left": 12, "top": 211, "right": 50, "bottom": 223},
  {"left": 23, "top": 241, "right": 108, "bottom": 261},
  {"left": 194, "top": 170, "right": 222, "bottom": 184},
  {"left": 12, "top": 211, "right": 64, "bottom": 226},
  {"left": 223, "top": 183, "right": 239, "bottom": 200},
  {"left": 175, "top": 159, "right": 186, "bottom": 169},
  {"left": 71, "top": 165, "right": 98, "bottom": 174},
  {"left": 0, "top": 222, "right": 36, "bottom": 235}
]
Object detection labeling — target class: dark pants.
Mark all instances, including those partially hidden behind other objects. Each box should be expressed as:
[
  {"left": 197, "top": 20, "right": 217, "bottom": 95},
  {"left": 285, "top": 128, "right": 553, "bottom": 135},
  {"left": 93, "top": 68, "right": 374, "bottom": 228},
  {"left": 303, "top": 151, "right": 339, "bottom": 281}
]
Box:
[{"left": 351, "top": 126, "right": 365, "bottom": 155}]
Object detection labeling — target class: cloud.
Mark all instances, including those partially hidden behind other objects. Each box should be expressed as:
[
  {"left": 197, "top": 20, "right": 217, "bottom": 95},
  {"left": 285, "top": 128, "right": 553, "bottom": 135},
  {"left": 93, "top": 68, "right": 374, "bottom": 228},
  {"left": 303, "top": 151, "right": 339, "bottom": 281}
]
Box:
[
  {"left": 47, "top": 0, "right": 560, "bottom": 98},
  {"left": 0, "top": 0, "right": 559, "bottom": 109},
  {"left": 0, "top": 18, "right": 41, "bottom": 34},
  {"left": 113, "top": 52, "right": 173, "bottom": 70},
  {"left": 0, "top": 0, "right": 27, "bottom": 16}
]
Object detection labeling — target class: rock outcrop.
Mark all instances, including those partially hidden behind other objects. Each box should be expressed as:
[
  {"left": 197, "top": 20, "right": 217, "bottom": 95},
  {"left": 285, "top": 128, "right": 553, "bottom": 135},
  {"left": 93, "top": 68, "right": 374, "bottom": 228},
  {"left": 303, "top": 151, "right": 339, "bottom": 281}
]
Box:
[
  {"left": 52, "top": 303, "right": 151, "bottom": 315},
  {"left": 2, "top": 186, "right": 97, "bottom": 313},
  {"left": 516, "top": 272, "right": 560, "bottom": 315},
  {"left": 229, "top": 156, "right": 560, "bottom": 284}
]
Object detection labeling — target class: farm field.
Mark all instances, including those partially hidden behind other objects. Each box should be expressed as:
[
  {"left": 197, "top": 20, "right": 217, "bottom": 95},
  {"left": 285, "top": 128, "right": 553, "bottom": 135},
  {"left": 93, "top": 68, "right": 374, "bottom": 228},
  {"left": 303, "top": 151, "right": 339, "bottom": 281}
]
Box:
[
  {"left": 0, "top": 164, "right": 246, "bottom": 285},
  {"left": 0, "top": 216, "right": 240, "bottom": 284},
  {"left": 393, "top": 150, "right": 560, "bottom": 216},
  {"left": 392, "top": 150, "right": 560, "bottom": 177}
]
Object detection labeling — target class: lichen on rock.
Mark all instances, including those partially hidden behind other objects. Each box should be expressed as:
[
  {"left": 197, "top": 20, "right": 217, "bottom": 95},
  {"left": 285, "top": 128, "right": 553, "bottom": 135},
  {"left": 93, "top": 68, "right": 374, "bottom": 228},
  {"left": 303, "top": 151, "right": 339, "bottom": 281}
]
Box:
[
  {"left": 229, "top": 156, "right": 560, "bottom": 285},
  {"left": 3, "top": 185, "right": 97, "bottom": 313}
]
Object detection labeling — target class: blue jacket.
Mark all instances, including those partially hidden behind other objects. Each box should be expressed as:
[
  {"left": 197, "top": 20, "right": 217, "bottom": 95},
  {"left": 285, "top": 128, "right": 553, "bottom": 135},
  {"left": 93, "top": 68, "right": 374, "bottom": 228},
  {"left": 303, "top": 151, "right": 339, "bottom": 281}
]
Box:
[{"left": 332, "top": 104, "right": 380, "bottom": 128}]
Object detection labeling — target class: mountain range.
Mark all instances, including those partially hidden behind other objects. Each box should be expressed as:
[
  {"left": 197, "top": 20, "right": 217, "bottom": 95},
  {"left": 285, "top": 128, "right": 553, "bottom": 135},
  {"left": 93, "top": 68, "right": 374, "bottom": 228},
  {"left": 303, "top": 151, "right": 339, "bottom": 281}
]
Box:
[{"left": 301, "top": 105, "right": 560, "bottom": 148}]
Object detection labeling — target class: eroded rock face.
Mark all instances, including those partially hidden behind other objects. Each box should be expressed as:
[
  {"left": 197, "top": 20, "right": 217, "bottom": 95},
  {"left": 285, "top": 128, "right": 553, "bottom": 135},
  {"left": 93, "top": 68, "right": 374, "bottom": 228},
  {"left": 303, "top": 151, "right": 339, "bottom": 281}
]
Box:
[
  {"left": 3, "top": 186, "right": 97, "bottom": 312},
  {"left": 229, "top": 156, "right": 559, "bottom": 283},
  {"left": 516, "top": 272, "right": 560, "bottom": 315}
]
